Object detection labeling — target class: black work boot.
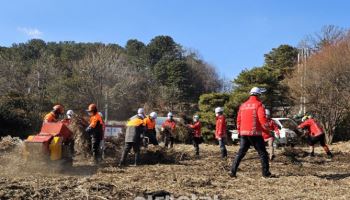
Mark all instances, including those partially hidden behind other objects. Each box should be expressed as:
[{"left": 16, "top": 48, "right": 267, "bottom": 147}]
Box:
[
  {"left": 228, "top": 173, "right": 237, "bottom": 178},
  {"left": 221, "top": 148, "right": 228, "bottom": 159},
  {"left": 262, "top": 172, "right": 275, "bottom": 178},
  {"left": 327, "top": 151, "right": 333, "bottom": 159}
]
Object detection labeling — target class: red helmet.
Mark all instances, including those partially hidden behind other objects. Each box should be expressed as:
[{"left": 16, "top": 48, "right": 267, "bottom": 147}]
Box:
[
  {"left": 87, "top": 104, "right": 97, "bottom": 112},
  {"left": 53, "top": 104, "right": 64, "bottom": 114}
]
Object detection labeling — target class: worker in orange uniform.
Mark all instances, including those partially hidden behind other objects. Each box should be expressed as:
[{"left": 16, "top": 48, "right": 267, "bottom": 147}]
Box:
[
  {"left": 44, "top": 104, "right": 64, "bottom": 123},
  {"left": 119, "top": 108, "right": 146, "bottom": 167},
  {"left": 230, "top": 87, "right": 273, "bottom": 178},
  {"left": 215, "top": 107, "right": 227, "bottom": 158},
  {"left": 263, "top": 109, "right": 280, "bottom": 161},
  {"left": 85, "top": 104, "right": 104, "bottom": 164},
  {"left": 298, "top": 115, "right": 333, "bottom": 158},
  {"left": 144, "top": 112, "right": 159, "bottom": 146},
  {"left": 162, "top": 112, "right": 177, "bottom": 148},
  {"left": 188, "top": 115, "right": 202, "bottom": 157}
]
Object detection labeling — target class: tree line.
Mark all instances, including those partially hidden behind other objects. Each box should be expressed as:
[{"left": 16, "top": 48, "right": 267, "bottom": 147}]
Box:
[{"left": 0, "top": 36, "right": 222, "bottom": 137}]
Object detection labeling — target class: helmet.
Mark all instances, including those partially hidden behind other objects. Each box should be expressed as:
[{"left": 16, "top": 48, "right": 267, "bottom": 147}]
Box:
[
  {"left": 137, "top": 108, "right": 145, "bottom": 115},
  {"left": 265, "top": 109, "right": 271, "bottom": 117},
  {"left": 87, "top": 104, "right": 97, "bottom": 112},
  {"left": 250, "top": 87, "right": 266, "bottom": 96},
  {"left": 302, "top": 115, "right": 311, "bottom": 122},
  {"left": 98, "top": 112, "right": 103, "bottom": 118},
  {"left": 193, "top": 115, "right": 199, "bottom": 121},
  {"left": 215, "top": 107, "right": 224, "bottom": 114},
  {"left": 150, "top": 112, "right": 157, "bottom": 119},
  {"left": 53, "top": 104, "right": 64, "bottom": 114},
  {"left": 66, "top": 110, "right": 74, "bottom": 119},
  {"left": 167, "top": 112, "right": 173, "bottom": 118}
]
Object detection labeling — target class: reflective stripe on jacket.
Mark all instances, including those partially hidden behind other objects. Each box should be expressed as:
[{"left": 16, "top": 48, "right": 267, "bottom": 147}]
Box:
[{"left": 237, "top": 96, "right": 268, "bottom": 136}]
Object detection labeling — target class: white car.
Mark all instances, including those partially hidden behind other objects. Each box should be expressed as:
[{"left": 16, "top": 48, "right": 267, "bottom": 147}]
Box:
[
  {"left": 231, "top": 118, "right": 299, "bottom": 146},
  {"left": 272, "top": 118, "right": 298, "bottom": 146}
]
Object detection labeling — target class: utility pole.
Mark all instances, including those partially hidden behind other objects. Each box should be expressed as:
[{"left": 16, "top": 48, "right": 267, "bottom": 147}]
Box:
[
  {"left": 105, "top": 91, "right": 108, "bottom": 124},
  {"left": 297, "top": 48, "right": 311, "bottom": 116}
]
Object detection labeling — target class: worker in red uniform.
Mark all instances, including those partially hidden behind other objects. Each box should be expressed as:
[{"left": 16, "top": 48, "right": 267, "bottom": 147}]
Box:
[
  {"left": 44, "top": 104, "right": 64, "bottom": 123},
  {"left": 230, "top": 87, "right": 273, "bottom": 178},
  {"left": 85, "top": 104, "right": 104, "bottom": 164},
  {"left": 188, "top": 115, "right": 202, "bottom": 157},
  {"left": 298, "top": 115, "right": 333, "bottom": 158},
  {"left": 144, "top": 112, "right": 159, "bottom": 146},
  {"left": 162, "top": 112, "right": 176, "bottom": 148},
  {"left": 263, "top": 109, "right": 280, "bottom": 161},
  {"left": 215, "top": 107, "right": 227, "bottom": 158}
]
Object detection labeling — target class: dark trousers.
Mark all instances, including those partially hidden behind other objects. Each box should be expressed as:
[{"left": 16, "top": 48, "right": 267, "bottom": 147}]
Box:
[
  {"left": 307, "top": 134, "right": 326, "bottom": 146},
  {"left": 231, "top": 136, "right": 270, "bottom": 176},
  {"left": 119, "top": 142, "right": 140, "bottom": 165},
  {"left": 164, "top": 133, "right": 174, "bottom": 148},
  {"left": 91, "top": 132, "right": 102, "bottom": 162},
  {"left": 219, "top": 139, "right": 228, "bottom": 158},
  {"left": 145, "top": 130, "right": 159, "bottom": 146},
  {"left": 192, "top": 137, "right": 201, "bottom": 155}
]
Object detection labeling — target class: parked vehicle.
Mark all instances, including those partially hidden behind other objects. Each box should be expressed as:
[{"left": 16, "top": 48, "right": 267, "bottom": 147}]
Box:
[
  {"left": 272, "top": 118, "right": 299, "bottom": 146},
  {"left": 231, "top": 117, "right": 299, "bottom": 146}
]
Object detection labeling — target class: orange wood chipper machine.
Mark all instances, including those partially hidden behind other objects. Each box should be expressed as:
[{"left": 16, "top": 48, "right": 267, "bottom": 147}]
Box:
[{"left": 24, "top": 122, "right": 74, "bottom": 164}]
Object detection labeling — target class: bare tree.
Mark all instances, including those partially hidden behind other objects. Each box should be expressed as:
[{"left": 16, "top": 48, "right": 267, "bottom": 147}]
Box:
[
  {"left": 287, "top": 34, "right": 350, "bottom": 143},
  {"left": 299, "top": 25, "right": 347, "bottom": 50}
]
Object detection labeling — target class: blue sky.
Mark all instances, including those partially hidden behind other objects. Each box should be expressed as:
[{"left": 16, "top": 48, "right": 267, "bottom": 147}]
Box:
[{"left": 1, "top": 0, "right": 349, "bottom": 79}]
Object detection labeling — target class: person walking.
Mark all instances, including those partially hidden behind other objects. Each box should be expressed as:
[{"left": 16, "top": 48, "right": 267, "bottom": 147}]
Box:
[{"left": 230, "top": 87, "right": 273, "bottom": 178}]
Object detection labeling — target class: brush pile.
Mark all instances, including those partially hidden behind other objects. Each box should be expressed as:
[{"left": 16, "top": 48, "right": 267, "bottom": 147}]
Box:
[
  {"left": 67, "top": 115, "right": 90, "bottom": 158},
  {"left": 0, "top": 136, "right": 22, "bottom": 152}
]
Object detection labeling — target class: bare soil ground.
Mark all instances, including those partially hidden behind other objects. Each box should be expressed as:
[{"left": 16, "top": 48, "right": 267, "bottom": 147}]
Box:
[{"left": 0, "top": 137, "right": 350, "bottom": 200}]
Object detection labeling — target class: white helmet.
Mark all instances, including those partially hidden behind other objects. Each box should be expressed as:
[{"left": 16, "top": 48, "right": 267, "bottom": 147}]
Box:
[
  {"left": 98, "top": 112, "right": 103, "bottom": 118},
  {"left": 265, "top": 109, "right": 270, "bottom": 117},
  {"left": 193, "top": 115, "right": 199, "bottom": 122},
  {"left": 250, "top": 87, "right": 266, "bottom": 95},
  {"left": 215, "top": 107, "right": 224, "bottom": 114},
  {"left": 137, "top": 108, "right": 144, "bottom": 115},
  {"left": 66, "top": 110, "right": 74, "bottom": 119},
  {"left": 150, "top": 112, "right": 157, "bottom": 119},
  {"left": 167, "top": 112, "right": 173, "bottom": 119}
]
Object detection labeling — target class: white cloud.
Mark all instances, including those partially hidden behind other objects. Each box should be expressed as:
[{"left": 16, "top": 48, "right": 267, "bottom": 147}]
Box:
[{"left": 17, "top": 27, "right": 43, "bottom": 38}]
